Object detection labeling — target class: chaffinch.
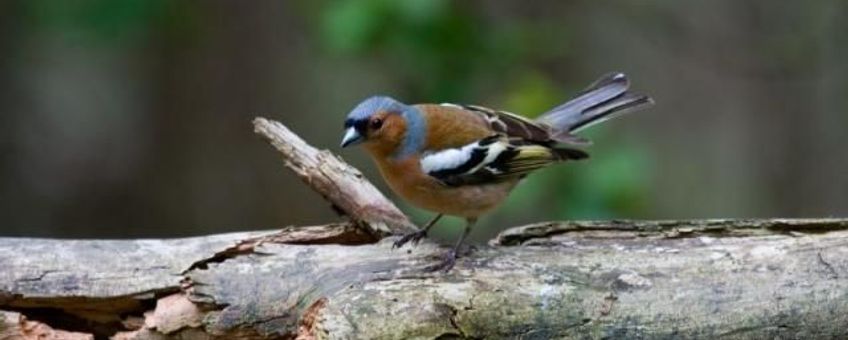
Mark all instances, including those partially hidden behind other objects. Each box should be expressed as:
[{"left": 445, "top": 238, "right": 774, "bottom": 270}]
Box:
[{"left": 341, "top": 73, "right": 653, "bottom": 271}]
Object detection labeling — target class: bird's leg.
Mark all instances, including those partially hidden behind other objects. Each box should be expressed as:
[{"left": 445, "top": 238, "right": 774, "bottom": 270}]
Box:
[
  {"left": 393, "top": 214, "right": 443, "bottom": 249},
  {"left": 427, "top": 218, "right": 476, "bottom": 273}
]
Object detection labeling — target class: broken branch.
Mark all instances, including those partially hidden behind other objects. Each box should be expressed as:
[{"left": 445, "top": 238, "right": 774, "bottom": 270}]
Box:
[{"left": 252, "top": 117, "right": 416, "bottom": 236}]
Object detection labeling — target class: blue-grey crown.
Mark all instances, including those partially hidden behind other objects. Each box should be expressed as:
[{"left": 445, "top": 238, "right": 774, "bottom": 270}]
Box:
[{"left": 345, "top": 96, "right": 407, "bottom": 124}]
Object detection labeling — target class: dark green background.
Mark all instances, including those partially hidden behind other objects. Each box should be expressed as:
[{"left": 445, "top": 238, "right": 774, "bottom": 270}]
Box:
[{"left": 1, "top": 1, "right": 846, "bottom": 241}]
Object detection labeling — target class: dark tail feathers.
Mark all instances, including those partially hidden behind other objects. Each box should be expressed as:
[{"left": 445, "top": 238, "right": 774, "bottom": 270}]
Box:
[
  {"left": 537, "top": 73, "right": 653, "bottom": 144},
  {"left": 552, "top": 147, "right": 589, "bottom": 161}
]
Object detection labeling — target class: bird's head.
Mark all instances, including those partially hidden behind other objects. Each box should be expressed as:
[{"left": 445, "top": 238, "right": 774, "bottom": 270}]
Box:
[{"left": 341, "top": 96, "right": 424, "bottom": 157}]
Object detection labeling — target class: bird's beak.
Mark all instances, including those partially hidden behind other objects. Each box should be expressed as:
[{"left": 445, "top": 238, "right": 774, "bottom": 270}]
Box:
[{"left": 340, "top": 127, "right": 364, "bottom": 147}]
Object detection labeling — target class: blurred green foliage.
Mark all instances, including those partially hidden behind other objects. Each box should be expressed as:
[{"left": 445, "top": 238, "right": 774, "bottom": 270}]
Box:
[
  {"left": 23, "top": 0, "right": 161, "bottom": 43},
  {"left": 321, "top": 0, "right": 529, "bottom": 100},
  {"left": 3, "top": 0, "right": 843, "bottom": 238},
  {"left": 21, "top": 0, "right": 195, "bottom": 47}
]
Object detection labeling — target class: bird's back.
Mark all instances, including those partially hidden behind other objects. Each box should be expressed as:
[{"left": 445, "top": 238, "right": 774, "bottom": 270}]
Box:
[{"left": 414, "top": 104, "right": 494, "bottom": 151}]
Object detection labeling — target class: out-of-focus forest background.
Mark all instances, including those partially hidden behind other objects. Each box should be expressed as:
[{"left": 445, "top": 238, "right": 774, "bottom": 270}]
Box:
[{"left": 0, "top": 1, "right": 846, "bottom": 241}]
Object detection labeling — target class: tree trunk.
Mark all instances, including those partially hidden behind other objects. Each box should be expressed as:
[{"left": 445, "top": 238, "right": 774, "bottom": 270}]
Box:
[{"left": 1, "top": 119, "right": 845, "bottom": 339}]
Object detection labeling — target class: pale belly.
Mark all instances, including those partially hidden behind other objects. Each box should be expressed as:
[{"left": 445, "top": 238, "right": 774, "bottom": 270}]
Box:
[{"left": 413, "top": 181, "right": 519, "bottom": 217}]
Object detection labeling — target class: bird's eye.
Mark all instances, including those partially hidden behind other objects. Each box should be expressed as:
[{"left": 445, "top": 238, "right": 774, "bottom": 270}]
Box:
[{"left": 370, "top": 118, "right": 383, "bottom": 130}]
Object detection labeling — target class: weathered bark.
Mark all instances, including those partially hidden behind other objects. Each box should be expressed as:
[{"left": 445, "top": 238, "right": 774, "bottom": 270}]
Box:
[
  {"left": 1, "top": 219, "right": 846, "bottom": 339},
  {"left": 253, "top": 118, "right": 415, "bottom": 236},
  {"left": 1, "top": 119, "right": 846, "bottom": 339}
]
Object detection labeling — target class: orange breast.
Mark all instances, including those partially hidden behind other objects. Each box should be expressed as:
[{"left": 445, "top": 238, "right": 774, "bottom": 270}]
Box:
[{"left": 372, "top": 156, "right": 518, "bottom": 218}]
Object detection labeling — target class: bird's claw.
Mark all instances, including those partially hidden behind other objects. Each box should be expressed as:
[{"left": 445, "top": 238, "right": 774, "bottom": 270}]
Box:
[
  {"left": 392, "top": 230, "right": 428, "bottom": 249},
  {"left": 425, "top": 249, "right": 458, "bottom": 273}
]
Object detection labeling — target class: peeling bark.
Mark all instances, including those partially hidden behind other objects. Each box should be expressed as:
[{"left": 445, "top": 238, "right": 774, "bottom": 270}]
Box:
[
  {"left": 1, "top": 310, "right": 93, "bottom": 340},
  {"left": 1, "top": 219, "right": 847, "bottom": 339}
]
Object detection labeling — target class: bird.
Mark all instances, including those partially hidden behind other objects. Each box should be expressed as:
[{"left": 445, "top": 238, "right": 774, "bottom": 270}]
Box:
[{"left": 340, "top": 72, "right": 653, "bottom": 271}]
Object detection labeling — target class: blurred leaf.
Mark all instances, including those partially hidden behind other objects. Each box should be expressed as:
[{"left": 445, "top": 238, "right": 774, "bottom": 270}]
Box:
[
  {"left": 502, "top": 72, "right": 562, "bottom": 117},
  {"left": 321, "top": 0, "right": 386, "bottom": 52},
  {"left": 553, "top": 138, "right": 651, "bottom": 219},
  {"left": 23, "top": 0, "right": 173, "bottom": 45},
  {"left": 396, "top": 0, "right": 448, "bottom": 25}
]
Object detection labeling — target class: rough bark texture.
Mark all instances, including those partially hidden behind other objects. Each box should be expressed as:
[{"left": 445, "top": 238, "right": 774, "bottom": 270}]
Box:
[
  {"left": 253, "top": 117, "right": 415, "bottom": 236},
  {"left": 1, "top": 219, "right": 847, "bottom": 339},
  {"left": 2, "top": 119, "right": 846, "bottom": 339}
]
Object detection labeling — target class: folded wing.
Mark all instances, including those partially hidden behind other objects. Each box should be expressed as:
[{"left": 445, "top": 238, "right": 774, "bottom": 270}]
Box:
[{"left": 421, "top": 135, "right": 587, "bottom": 186}]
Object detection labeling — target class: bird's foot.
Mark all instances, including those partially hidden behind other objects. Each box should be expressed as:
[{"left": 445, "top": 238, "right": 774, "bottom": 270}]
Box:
[
  {"left": 425, "top": 249, "right": 458, "bottom": 273},
  {"left": 392, "top": 229, "right": 428, "bottom": 249}
]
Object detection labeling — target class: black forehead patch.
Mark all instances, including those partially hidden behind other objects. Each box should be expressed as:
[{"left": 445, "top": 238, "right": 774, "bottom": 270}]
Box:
[{"left": 345, "top": 117, "right": 370, "bottom": 132}]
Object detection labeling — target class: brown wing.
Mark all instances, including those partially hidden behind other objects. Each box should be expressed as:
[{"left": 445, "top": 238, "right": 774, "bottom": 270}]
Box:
[
  {"left": 415, "top": 102, "right": 585, "bottom": 152},
  {"left": 446, "top": 104, "right": 556, "bottom": 143},
  {"left": 414, "top": 104, "right": 589, "bottom": 187}
]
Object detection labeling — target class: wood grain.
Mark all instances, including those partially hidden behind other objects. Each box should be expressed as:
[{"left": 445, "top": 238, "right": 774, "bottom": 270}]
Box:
[{"left": 1, "top": 219, "right": 846, "bottom": 339}]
